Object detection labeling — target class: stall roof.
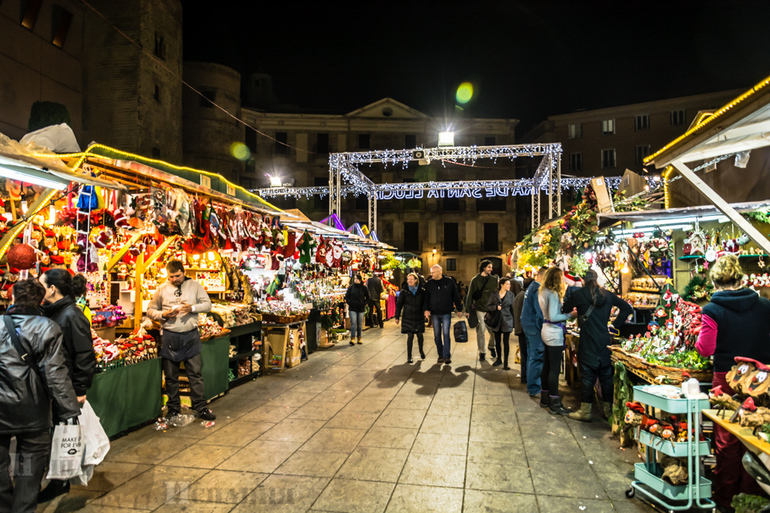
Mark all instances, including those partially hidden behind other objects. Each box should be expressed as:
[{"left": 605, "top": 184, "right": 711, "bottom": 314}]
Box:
[
  {"left": 645, "top": 75, "right": 770, "bottom": 168},
  {"left": 597, "top": 199, "right": 770, "bottom": 226}
]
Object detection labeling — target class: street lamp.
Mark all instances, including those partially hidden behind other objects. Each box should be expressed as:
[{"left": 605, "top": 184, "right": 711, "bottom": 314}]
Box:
[
  {"left": 269, "top": 175, "right": 282, "bottom": 188},
  {"left": 438, "top": 131, "right": 455, "bottom": 147}
]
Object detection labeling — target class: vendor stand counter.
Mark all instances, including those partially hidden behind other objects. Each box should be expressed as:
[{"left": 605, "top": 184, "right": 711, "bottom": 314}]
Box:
[
  {"left": 703, "top": 409, "right": 770, "bottom": 457},
  {"left": 262, "top": 321, "right": 306, "bottom": 373},
  {"left": 225, "top": 322, "right": 263, "bottom": 387}
]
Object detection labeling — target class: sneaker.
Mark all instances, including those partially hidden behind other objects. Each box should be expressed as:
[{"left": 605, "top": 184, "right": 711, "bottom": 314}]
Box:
[
  {"left": 479, "top": 353, "right": 486, "bottom": 362},
  {"left": 444, "top": 358, "right": 452, "bottom": 364},
  {"left": 437, "top": 357, "right": 445, "bottom": 363},
  {"left": 407, "top": 357, "right": 414, "bottom": 364},
  {"left": 196, "top": 409, "right": 216, "bottom": 421}
]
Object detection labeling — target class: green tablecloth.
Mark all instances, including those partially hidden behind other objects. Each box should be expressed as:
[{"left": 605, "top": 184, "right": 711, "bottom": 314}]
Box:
[
  {"left": 201, "top": 335, "right": 230, "bottom": 400},
  {"left": 86, "top": 358, "right": 162, "bottom": 438}
]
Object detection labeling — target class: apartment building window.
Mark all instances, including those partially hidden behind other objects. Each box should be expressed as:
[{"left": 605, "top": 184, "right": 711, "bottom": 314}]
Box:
[
  {"left": 154, "top": 32, "right": 166, "bottom": 60},
  {"left": 245, "top": 129, "right": 257, "bottom": 156},
  {"left": 670, "top": 109, "right": 686, "bottom": 126},
  {"left": 403, "top": 222, "right": 419, "bottom": 251},
  {"left": 405, "top": 134, "right": 417, "bottom": 148},
  {"left": 358, "top": 134, "right": 370, "bottom": 149},
  {"left": 51, "top": 5, "right": 73, "bottom": 47},
  {"left": 635, "top": 145, "right": 651, "bottom": 166},
  {"left": 443, "top": 197, "right": 460, "bottom": 211},
  {"left": 601, "top": 149, "right": 616, "bottom": 169},
  {"left": 601, "top": 119, "right": 615, "bottom": 135},
  {"left": 569, "top": 153, "right": 583, "bottom": 172},
  {"left": 314, "top": 177, "right": 328, "bottom": 211},
  {"left": 446, "top": 258, "right": 457, "bottom": 272},
  {"left": 477, "top": 197, "right": 507, "bottom": 211},
  {"left": 568, "top": 123, "right": 582, "bottom": 139},
  {"left": 484, "top": 136, "right": 496, "bottom": 146},
  {"left": 20, "top": 0, "right": 42, "bottom": 29},
  {"left": 153, "top": 84, "right": 161, "bottom": 103},
  {"left": 444, "top": 223, "right": 459, "bottom": 252},
  {"left": 239, "top": 176, "right": 256, "bottom": 189},
  {"left": 634, "top": 114, "right": 650, "bottom": 131},
  {"left": 199, "top": 90, "right": 215, "bottom": 108},
  {"left": 317, "top": 133, "right": 329, "bottom": 154},
  {"left": 275, "top": 132, "right": 288, "bottom": 154},
  {"left": 483, "top": 223, "right": 499, "bottom": 252}
]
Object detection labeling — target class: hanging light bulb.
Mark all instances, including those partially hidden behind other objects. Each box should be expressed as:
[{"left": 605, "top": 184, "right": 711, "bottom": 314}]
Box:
[{"left": 621, "top": 260, "right": 630, "bottom": 274}]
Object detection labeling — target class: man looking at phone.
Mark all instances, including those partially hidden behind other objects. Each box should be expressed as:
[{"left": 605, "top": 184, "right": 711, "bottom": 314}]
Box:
[{"left": 148, "top": 260, "right": 215, "bottom": 421}]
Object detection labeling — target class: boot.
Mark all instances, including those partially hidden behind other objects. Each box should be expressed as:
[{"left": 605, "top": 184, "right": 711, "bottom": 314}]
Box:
[
  {"left": 568, "top": 403, "right": 592, "bottom": 422},
  {"left": 357, "top": 337, "right": 362, "bottom": 344},
  {"left": 540, "top": 390, "right": 549, "bottom": 408},
  {"left": 603, "top": 401, "right": 612, "bottom": 420},
  {"left": 38, "top": 480, "right": 70, "bottom": 503},
  {"left": 548, "top": 396, "right": 572, "bottom": 416}
]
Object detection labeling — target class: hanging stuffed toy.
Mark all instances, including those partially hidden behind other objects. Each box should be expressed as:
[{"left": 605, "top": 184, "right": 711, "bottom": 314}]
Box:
[{"left": 298, "top": 230, "right": 315, "bottom": 264}]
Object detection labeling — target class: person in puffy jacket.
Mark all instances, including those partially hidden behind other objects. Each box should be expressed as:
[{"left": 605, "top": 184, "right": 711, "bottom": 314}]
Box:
[
  {"left": 696, "top": 255, "right": 770, "bottom": 509},
  {"left": 562, "top": 270, "right": 632, "bottom": 423},
  {"left": 0, "top": 279, "right": 79, "bottom": 513},
  {"left": 395, "top": 273, "right": 427, "bottom": 363},
  {"left": 486, "top": 278, "right": 516, "bottom": 370},
  {"left": 513, "top": 278, "right": 533, "bottom": 384},
  {"left": 345, "top": 274, "right": 369, "bottom": 345}
]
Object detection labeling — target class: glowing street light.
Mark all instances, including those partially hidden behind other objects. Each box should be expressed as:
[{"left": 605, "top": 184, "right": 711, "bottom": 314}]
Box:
[{"left": 438, "top": 131, "right": 455, "bottom": 147}]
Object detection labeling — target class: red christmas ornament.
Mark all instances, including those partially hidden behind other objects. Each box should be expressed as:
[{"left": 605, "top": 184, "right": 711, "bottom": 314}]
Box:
[{"left": 6, "top": 243, "right": 37, "bottom": 269}]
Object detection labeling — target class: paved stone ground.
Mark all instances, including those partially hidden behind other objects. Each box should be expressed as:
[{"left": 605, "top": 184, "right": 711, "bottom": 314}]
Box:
[{"left": 38, "top": 322, "right": 655, "bottom": 513}]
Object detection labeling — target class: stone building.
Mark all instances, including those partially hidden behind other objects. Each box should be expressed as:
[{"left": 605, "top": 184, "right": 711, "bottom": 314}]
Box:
[
  {"left": 240, "top": 98, "right": 520, "bottom": 282},
  {"left": 0, "top": 0, "right": 84, "bottom": 140}
]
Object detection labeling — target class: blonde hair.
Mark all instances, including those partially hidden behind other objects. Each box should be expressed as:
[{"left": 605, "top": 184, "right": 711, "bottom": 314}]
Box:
[
  {"left": 710, "top": 254, "right": 744, "bottom": 289},
  {"left": 540, "top": 267, "right": 565, "bottom": 300}
]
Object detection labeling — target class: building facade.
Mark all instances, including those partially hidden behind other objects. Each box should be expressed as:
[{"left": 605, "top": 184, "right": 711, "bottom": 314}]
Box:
[
  {"left": 240, "top": 98, "right": 520, "bottom": 282},
  {"left": 0, "top": 0, "right": 84, "bottom": 140}
]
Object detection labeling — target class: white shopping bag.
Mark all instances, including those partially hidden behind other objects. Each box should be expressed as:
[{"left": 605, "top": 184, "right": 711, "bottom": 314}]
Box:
[
  {"left": 79, "top": 400, "right": 110, "bottom": 466},
  {"left": 46, "top": 424, "right": 83, "bottom": 480}
]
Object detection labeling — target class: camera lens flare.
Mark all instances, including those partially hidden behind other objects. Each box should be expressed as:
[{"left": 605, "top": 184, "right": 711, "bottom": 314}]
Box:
[
  {"left": 456, "top": 82, "right": 474, "bottom": 104},
  {"left": 230, "top": 142, "right": 251, "bottom": 161}
]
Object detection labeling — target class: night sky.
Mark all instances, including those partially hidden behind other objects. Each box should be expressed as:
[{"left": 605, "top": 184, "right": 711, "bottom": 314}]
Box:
[{"left": 184, "top": 1, "right": 770, "bottom": 133}]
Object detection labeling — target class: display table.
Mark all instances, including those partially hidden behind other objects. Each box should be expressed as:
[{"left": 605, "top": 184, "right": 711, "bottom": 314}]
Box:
[
  {"left": 86, "top": 358, "right": 162, "bottom": 438},
  {"left": 703, "top": 409, "right": 770, "bottom": 456}
]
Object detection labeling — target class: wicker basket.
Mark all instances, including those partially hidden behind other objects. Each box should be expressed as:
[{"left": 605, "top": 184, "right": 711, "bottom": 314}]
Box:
[{"left": 609, "top": 345, "right": 712, "bottom": 384}]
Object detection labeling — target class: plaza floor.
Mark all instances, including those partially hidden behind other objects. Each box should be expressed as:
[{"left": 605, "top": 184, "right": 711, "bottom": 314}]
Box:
[{"left": 38, "top": 322, "right": 654, "bottom": 513}]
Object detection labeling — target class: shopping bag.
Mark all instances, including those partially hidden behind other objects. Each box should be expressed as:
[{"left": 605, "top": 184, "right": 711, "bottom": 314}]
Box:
[
  {"left": 46, "top": 424, "right": 83, "bottom": 480},
  {"left": 453, "top": 321, "right": 468, "bottom": 343},
  {"left": 79, "top": 400, "right": 110, "bottom": 467}
]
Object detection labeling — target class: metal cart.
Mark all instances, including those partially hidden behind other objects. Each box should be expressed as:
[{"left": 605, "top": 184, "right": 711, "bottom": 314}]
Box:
[{"left": 626, "top": 385, "right": 715, "bottom": 512}]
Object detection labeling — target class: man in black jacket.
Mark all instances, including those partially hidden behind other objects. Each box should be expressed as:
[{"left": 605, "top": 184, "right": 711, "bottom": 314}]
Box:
[
  {"left": 0, "top": 279, "right": 80, "bottom": 513},
  {"left": 423, "top": 265, "right": 463, "bottom": 364},
  {"left": 366, "top": 273, "right": 385, "bottom": 328}
]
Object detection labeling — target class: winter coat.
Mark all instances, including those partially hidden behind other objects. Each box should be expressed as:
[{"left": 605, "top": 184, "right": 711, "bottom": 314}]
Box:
[
  {"left": 486, "top": 290, "right": 516, "bottom": 333},
  {"left": 345, "top": 283, "right": 370, "bottom": 313},
  {"left": 44, "top": 295, "right": 96, "bottom": 396},
  {"left": 513, "top": 290, "right": 526, "bottom": 335},
  {"left": 395, "top": 286, "right": 427, "bottom": 333},
  {"left": 0, "top": 306, "right": 80, "bottom": 434},
  {"left": 538, "top": 288, "right": 571, "bottom": 347},
  {"left": 366, "top": 277, "right": 384, "bottom": 302},
  {"left": 424, "top": 276, "right": 462, "bottom": 315},
  {"left": 698, "top": 288, "right": 770, "bottom": 372},
  {"left": 464, "top": 273, "right": 499, "bottom": 313},
  {"left": 562, "top": 286, "right": 633, "bottom": 367},
  {"left": 520, "top": 281, "right": 545, "bottom": 335}
]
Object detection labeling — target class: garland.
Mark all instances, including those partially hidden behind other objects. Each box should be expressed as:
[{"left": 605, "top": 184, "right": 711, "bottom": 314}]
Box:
[
  {"left": 743, "top": 209, "right": 770, "bottom": 225},
  {"left": 682, "top": 274, "right": 713, "bottom": 301}
]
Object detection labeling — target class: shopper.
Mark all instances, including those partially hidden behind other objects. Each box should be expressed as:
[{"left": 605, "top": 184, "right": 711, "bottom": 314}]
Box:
[
  {"left": 486, "top": 277, "right": 516, "bottom": 369},
  {"left": 562, "top": 270, "right": 633, "bottom": 422},
  {"left": 513, "top": 277, "right": 532, "bottom": 384},
  {"left": 345, "top": 273, "right": 369, "bottom": 345},
  {"left": 0, "top": 279, "right": 80, "bottom": 513},
  {"left": 395, "top": 273, "right": 427, "bottom": 363},
  {"left": 71, "top": 273, "right": 92, "bottom": 324},
  {"left": 538, "top": 267, "right": 576, "bottom": 415},
  {"left": 424, "top": 264, "right": 463, "bottom": 365},
  {"left": 695, "top": 255, "right": 770, "bottom": 509},
  {"left": 38, "top": 269, "right": 96, "bottom": 501},
  {"left": 521, "top": 267, "right": 547, "bottom": 399},
  {"left": 366, "top": 272, "right": 385, "bottom": 328},
  {"left": 148, "top": 260, "right": 215, "bottom": 421},
  {"left": 464, "top": 260, "right": 499, "bottom": 361}
]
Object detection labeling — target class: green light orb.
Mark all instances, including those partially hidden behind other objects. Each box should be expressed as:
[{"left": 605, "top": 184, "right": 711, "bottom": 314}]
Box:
[
  {"left": 230, "top": 142, "right": 251, "bottom": 161},
  {"left": 456, "top": 82, "right": 474, "bottom": 104}
]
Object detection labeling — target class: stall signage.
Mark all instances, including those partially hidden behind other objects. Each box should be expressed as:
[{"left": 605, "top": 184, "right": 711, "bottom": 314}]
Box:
[
  {"left": 226, "top": 184, "right": 236, "bottom": 196},
  {"left": 200, "top": 175, "right": 211, "bottom": 188},
  {"left": 376, "top": 186, "right": 534, "bottom": 200}
]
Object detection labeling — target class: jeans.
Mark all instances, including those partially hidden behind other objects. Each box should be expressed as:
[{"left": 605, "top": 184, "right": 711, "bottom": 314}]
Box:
[
  {"left": 524, "top": 328, "right": 544, "bottom": 395},
  {"left": 164, "top": 352, "right": 207, "bottom": 415},
  {"left": 494, "top": 331, "right": 511, "bottom": 366},
  {"left": 349, "top": 311, "right": 365, "bottom": 338},
  {"left": 0, "top": 430, "right": 51, "bottom": 513},
  {"left": 475, "top": 310, "right": 489, "bottom": 354},
  {"left": 541, "top": 345, "right": 563, "bottom": 396},
  {"left": 406, "top": 332, "right": 424, "bottom": 358},
  {"left": 432, "top": 314, "right": 452, "bottom": 359},
  {"left": 579, "top": 361, "right": 613, "bottom": 404},
  {"left": 518, "top": 333, "right": 528, "bottom": 380}
]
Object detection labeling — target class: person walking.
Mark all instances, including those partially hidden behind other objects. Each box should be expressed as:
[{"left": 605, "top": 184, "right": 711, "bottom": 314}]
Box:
[
  {"left": 538, "top": 267, "right": 576, "bottom": 415},
  {"left": 148, "top": 260, "right": 215, "bottom": 421},
  {"left": 0, "top": 279, "right": 80, "bottom": 513},
  {"left": 424, "top": 264, "right": 463, "bottom": 365},
  {"left": 366, "top": 272, "right": 385, "bottom": 328},
  {"left": 345, "top": 273, "right": 369, "bottom": 345},
  {"left": 521, "top": 267, "right": 547, "bottom": 399},
  {"left": 464, "top": 260, "right": 498, "bottom": 361},
  {"left": 486, "top": 277, "right": 516, "bottom": 369},
  {"left": 513, "top": 277, "right": 532, "bottom": 384},
  {"left": 562, "top": 270, "right": 633, "bottom": 422},
  {"left": 395, "top": 273, "right": 427, "bottom": 363},
  {"left": 38, "top": 269, "right": 96, "bottom": 501},
  {"left": 695, "top": 255, "right": 770, "bottom": 509}
]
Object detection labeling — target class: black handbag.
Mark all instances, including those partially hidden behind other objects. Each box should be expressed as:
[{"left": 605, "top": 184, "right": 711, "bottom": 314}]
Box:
[
  {"left": 484, "top": 310, "right": 502, "bottom": 331},
  {"left": 453, "top": 321, "right": 468, "bottom": 343}
]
